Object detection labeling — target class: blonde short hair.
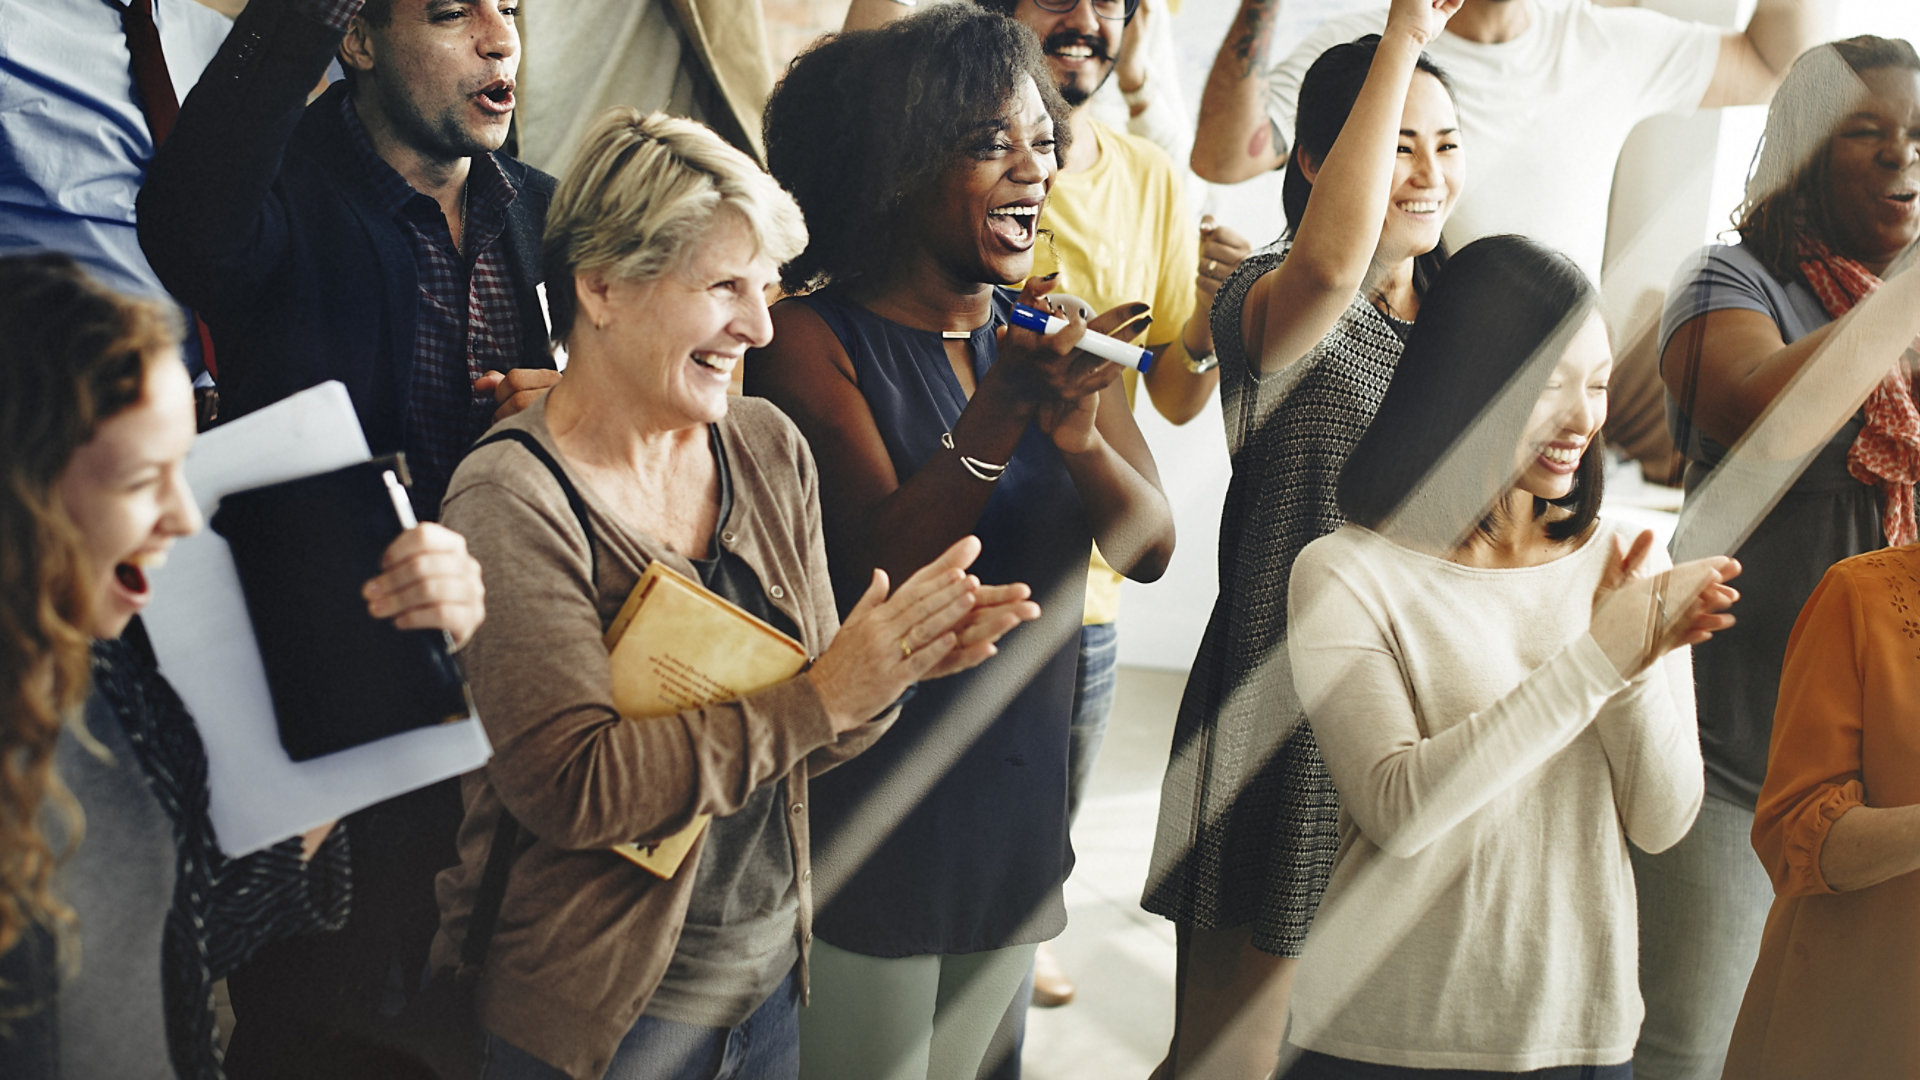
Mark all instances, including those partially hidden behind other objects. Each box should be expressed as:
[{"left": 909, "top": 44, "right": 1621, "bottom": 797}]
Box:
[{"left": 542, "top": 108, "right": 808, "bottom": 344}]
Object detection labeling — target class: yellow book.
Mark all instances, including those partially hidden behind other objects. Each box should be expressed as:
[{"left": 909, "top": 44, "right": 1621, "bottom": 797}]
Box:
[{"left": 603, "top": 560, "right": 809, "bottom": 878}]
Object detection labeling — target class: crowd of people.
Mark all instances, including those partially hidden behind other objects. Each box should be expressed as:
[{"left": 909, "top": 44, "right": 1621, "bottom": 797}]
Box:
[{"left": 3, "top": 0, "right": 1918, "bottom": 1078}]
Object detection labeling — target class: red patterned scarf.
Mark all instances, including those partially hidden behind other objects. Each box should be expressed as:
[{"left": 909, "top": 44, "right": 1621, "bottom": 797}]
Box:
[{"left": 1798, "top": 240, "right": 1920, "bottom": 547}]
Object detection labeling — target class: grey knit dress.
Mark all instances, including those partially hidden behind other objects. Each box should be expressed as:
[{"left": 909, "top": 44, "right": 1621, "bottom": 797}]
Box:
[{"left": 1142, "top": 240, "right": 1411, "bottom": 955}]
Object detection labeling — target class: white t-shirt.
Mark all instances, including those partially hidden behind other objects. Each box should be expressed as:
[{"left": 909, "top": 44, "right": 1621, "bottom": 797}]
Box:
[
  {"left": 1264, "top": 0, "right": 1721, "bottom": 280},
  {"left": 1286, "top": 519, "right": 1702, "bottom": 1070}
]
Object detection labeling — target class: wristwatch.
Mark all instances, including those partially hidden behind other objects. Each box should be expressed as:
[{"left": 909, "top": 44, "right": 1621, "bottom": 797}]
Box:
[{"left": 1185, "top": 349, "right": 1219, "bottom": 374}]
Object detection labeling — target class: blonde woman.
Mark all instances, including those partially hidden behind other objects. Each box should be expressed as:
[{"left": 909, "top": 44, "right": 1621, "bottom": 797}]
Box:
[{"left": 430, "top": 109, "right": 1039, "bottom": 1080}]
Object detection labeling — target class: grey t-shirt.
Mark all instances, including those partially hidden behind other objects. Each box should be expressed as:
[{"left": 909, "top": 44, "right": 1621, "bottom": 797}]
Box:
[
  {"left": 49, "top": 694, "right": 177, "bottom": 1079},
  {"left": 1660, "top": 243, "right": 1884, "bottom": 807},
  {"left": 640, "top": 429, "right": 801, "bottom": 1027}
]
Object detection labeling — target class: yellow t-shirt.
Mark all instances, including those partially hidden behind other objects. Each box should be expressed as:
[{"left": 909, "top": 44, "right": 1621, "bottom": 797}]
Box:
[{"left": 1029, "top": 120, "right": 1197, "bottom": 626}]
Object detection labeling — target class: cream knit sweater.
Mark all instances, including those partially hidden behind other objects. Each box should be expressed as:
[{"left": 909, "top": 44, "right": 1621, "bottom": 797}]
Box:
[{"left": 1286, "top": 520, "right": 1703, "bottom": 1071}]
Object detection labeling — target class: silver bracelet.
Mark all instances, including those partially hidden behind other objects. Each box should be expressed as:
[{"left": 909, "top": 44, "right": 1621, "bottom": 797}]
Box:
[{"left": 942, "top": 431, "right": 1007, "bottom": 483}]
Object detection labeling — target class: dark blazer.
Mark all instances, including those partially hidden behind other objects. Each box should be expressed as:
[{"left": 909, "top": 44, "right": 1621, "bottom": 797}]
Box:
[{"left": 138, "top": 0, "right": 555, "bottom": 513}]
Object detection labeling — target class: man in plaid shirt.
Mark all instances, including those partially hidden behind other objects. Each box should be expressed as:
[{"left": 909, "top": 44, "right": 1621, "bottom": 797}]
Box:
[
  {"left": 139, "top": 2, "right": 561, "bottom": 1073},
  {"left": 141, "top": 0, "right": 561, "bottom": 518}
]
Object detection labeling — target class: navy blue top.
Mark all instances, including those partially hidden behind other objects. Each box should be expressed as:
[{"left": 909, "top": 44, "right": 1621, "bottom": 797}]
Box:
[{"left": 790, "top": 287, "right": 1088, "bottom": 956}]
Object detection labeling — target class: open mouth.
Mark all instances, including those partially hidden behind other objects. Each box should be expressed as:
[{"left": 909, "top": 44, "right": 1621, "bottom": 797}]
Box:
[
  {"left": 691, "top": 351, "right": 741, "bottom": 377},
  {"left": 113, "top": 549, "right": 168, "bottom": 600},
  {"left": 1043, "top": 33, "right": 1107, "bottom": 65},
  {"left": 476, "top": 79, "right": 515, "bottom": 114},
  {"left": 114, "top": 562, "right": 149, "bottom": 596},
  {"left": 986, "top": 199, "right": 1041, "bottom": 252}
]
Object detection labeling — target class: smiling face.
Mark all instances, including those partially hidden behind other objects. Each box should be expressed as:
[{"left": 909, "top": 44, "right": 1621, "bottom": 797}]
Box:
[
  {"left": 1823, "top": 65, "right": 1920, "bottom": 273},
  {"left": 53, "top": 353, "right": 201, "bottom": 640},
  {"left": 590, "top": 212, "right": 779, "bottom": 433},
  {"left": 916, "top": 75, "right": 1057, "bottom": 286},
  {"left": 1013, "top": 0, "right": 1122, "bottom": 108},
  {"left": 1514, "top": 312, "right": 1611, "bottom": 502},
  {"left": 347, "top": 0, "right": 520, "bottom": 166},
  {"left": 1377, "top": 71, "right": 1464, "bottom": 263}
]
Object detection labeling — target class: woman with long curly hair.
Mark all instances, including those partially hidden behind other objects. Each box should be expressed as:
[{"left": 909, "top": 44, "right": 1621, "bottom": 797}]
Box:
[
  {"left": 0, "top": 252, "right": 173, "bottom": 1072},
  {"left": 0, "top": 252, "right": 486, "bottom": 1079}
]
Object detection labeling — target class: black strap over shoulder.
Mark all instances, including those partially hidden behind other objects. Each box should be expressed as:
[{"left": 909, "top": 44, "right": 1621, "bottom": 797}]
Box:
[
  {"left": 459, "top": 809, "right": 521, "bottom": 974},
  {"left": 471, "top": 428, "right": 597, "bottom": 579}
]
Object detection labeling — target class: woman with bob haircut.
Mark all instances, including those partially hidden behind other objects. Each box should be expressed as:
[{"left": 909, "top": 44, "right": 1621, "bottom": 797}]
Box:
[
  {"left": 1641, "top": 35, "right": 1920, "bottom": 1075},
  {"left": 0, "top": 251, "right": 482, "bottom": 1079},
  {"left": 749, "top": 6, "right": 1175, "bottom": 1077},
  {"left": 429, "top": 107, "right": 1037, "bottom": 1080},
  {"left": 1283, "top": 235, "right": 1740, "bottom": 1079},
  {"left": 1142, "top": 0, "right": 1461, "bottom": 1071}
]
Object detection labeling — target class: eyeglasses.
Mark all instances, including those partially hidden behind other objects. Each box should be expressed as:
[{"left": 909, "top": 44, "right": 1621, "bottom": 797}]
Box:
[{"left": 1029, "top": 0, "right": 1138, "bottom": 22}]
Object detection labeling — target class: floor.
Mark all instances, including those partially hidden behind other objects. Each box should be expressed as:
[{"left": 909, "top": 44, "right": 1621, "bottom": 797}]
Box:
[{"left": 1020, "top": 665, "right": 1185, "bottom": 1080}]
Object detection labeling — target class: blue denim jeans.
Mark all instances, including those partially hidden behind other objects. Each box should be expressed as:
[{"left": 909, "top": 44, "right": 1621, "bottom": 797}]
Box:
[
  {"left": 1066, "top": 621, "right": 1120, "bottom": 828},
  {"left": 483, "top": 968, "right": 800, "bottom": 1080}
]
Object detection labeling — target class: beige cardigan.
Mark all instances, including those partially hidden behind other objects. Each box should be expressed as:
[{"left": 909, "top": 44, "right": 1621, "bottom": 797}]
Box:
[{"left": 431, "top": 398, "right": 895, "bottom": 1079}]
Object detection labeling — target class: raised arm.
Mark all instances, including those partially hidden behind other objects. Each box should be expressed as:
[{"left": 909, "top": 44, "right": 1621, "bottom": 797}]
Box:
[
  {"left": 1698, "top": 0, "right": 1831, "bottom": 110},
  {"left": 1191, "top": 0, "right": 1291, "bottom": 183},
  {"left": 1238, "top": 0, "right": 1456, "bottom": 377},
  {"left": 137, "top": 0, "right": 352, "bottom": 316}
]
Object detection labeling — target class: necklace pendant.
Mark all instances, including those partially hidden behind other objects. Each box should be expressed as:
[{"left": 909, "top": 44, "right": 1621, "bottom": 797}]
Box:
[{"left": 940, "top": 330, "right": 972, "bottom": 340}]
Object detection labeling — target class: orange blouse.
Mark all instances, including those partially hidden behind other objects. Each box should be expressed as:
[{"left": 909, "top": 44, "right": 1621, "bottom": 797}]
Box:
[{"left": 1723, "top": 546, "right": 1920, "bottom": 1079}]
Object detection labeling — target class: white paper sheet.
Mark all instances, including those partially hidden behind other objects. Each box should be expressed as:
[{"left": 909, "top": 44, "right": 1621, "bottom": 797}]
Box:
[{"left": 141, "top": 382, "right": 492, "bottom": 856}]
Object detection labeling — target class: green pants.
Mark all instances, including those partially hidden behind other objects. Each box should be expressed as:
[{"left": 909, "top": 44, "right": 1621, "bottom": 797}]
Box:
[{"left": 798, "top": 939, "right": 1040, "bottom": 1080}]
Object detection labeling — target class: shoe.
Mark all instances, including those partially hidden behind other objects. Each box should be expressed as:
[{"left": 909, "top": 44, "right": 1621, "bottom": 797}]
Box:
[{"left": 1030, "top": 940, "right": 1075, "bottom": 1008}]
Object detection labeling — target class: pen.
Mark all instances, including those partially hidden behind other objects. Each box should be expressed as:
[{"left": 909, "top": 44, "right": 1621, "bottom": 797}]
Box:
[
  {"left": 1008, "top": 303, "right": 1154, "bottom": 374},
  {"left": 383, "top": 469, "right": 419, "bottom": 529}
]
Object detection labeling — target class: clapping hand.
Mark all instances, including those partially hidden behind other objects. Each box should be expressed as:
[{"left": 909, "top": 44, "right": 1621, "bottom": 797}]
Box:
[
  {"left": 1589, "top": 529, "right": 1740, "bottom": 679},
  {"left": 1000, "top": 276, "right": 1152, "bottom": 454},
  {"left": 809, "top": 537, "right": 1042, "bottom": 731}
]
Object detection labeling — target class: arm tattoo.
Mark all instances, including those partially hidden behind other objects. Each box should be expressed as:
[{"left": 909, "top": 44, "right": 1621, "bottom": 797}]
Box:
[{"left": 1228, "top": 0, "right": 1279, "bottom": 80}]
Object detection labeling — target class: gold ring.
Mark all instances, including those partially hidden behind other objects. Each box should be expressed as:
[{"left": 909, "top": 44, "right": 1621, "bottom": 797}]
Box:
[{"left": 899, "top": 637, "right": 914, "bottom": 660}]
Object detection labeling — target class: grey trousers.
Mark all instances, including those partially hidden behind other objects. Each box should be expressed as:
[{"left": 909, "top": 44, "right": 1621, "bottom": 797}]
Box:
[{"left": 1629, "top": 794, "right": 1773, "bottom": 1080}]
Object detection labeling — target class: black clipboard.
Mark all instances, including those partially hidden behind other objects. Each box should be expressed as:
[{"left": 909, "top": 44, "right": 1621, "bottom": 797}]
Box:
[{"left": 210, "top": 455, "right": 471, "bottom": 761}]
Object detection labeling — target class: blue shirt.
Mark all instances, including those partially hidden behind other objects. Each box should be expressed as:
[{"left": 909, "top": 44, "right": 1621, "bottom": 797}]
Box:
[{"left": 0, "top": 0, "right": 233, "bottom": 378}]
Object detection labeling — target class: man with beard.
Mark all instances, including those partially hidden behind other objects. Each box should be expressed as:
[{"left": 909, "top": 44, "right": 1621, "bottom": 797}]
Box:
[
  {"left": 1189, "top": 0, "right": 1827, "bottom": 285},
  {"left": 845, "top": 0, "right": 1250, "bottom": 1030},
  {"left": 136, "top": 0, "right": 559, "bottom": 1074}
]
